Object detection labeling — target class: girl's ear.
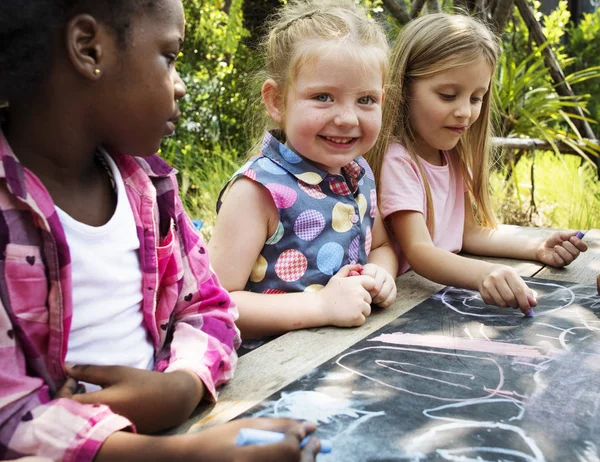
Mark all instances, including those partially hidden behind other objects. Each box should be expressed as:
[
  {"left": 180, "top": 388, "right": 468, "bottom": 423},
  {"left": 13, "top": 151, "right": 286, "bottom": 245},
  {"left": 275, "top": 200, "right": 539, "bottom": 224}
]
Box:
[
  {"left": 262, "top": 79, "right": 284, "bottom": 125},
  {"left": 65, "top": 14, "right": 107, "bottom": 80}
]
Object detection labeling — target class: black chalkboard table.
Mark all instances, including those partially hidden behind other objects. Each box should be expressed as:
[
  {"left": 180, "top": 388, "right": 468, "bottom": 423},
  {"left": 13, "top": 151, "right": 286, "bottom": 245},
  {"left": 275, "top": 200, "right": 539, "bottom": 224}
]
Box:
[{"left": 170, "top": 226, "right": 600, "bottom": 460}]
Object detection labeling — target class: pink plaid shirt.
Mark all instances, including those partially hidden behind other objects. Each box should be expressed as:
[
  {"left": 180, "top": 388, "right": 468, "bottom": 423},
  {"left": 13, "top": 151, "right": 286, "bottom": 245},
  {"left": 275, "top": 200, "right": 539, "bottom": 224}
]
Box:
[{"left": 0, "top": 131, "right": 240, "bottom": 461}]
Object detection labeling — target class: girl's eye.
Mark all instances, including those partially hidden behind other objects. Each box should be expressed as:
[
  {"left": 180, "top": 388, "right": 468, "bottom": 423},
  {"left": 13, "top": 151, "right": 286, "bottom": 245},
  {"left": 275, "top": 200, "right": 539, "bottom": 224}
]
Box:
[
  {"left": 358, "top": 96, "right": 375, "bottom": 105},
  {"left": 165, "top": 54, "right": 178, "bottom": 66},
  {"left": 439, "top": 93, "right": 455, "bottom": 101},
  {"left": 314, "top": 94, "right": 332, "bottom": 103},
  {"left": 471, "top": 96, "right": 483, "bottom": 104}
]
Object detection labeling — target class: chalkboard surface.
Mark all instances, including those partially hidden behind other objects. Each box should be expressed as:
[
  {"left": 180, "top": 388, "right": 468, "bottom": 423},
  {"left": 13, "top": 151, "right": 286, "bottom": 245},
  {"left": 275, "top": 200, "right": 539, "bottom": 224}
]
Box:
[{"left": 241, "top": 278, "right": 600, "bottom": 461}]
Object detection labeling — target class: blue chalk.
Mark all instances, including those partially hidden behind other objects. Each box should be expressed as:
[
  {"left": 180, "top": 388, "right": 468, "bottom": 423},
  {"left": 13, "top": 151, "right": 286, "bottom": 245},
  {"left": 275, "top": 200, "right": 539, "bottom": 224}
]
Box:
[
  {"left": 236, "top": 428, "right": 332, "bottom": 454},
  {"left": 576, "top": 230, "right": 586, "bottom": 239},
  {"left": 525, "top": 308, "right": 535, "bottom": 317}
]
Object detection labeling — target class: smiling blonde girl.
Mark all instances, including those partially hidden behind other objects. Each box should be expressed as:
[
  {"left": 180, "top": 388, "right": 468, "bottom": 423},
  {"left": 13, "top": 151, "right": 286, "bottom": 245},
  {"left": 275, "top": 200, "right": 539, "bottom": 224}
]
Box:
[{"left": 209, "top": 0, "right": 398, "bottom": 342}]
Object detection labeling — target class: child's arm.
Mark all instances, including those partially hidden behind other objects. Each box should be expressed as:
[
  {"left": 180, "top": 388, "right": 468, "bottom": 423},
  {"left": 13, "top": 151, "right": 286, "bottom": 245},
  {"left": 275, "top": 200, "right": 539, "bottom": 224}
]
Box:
[
  {"left": 94, "top": 419, "right": 319, "bottom": 462},
  {"left": 388, "top": 209, "right": 536, "bottom": 313},
  {"left": 461, "top": 197, "right": 587, "bottom": 266},
  {"left": 63, "top": 182, "right": 241, "bottom": 433},
  {"left": 0, "top": 335, "right": 133, "bottom": 462},
  {"left": 361, "top": 209, "right": 398, "bottom": 307},
  {"left": 209, "top": 178, "right": 377, "bottom": 340}
]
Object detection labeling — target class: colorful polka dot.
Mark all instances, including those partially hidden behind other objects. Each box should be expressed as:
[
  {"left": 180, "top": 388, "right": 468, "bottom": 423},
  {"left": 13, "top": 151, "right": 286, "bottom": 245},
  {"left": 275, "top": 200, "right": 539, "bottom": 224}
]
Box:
[
  {"left": 266, "top": 183, "right": 298, "bottom": 209},
  {"left": 258, "top": 157, "right": 287, "bottom": 175},
  {"left": 234, "top": 160, "right": 253, "bottom": 176},
  {"left": 279, "top": 146, "right": 303, "bottom": 164},
  {"left": 370, "top": 190, "right": 377, "bottom": 218},
  {"left": 365, "top": 226, "right": 372, "bottom": 256},
  {"left": 275, "top": 249, "right": 307, "bottom": 282},
  {"left": 250, "top": 255, "right": 268, "bottom": 282},
  {"left": 298, "top": 182, "right": 327, "bottom": 199},
  {"left": 357, "top": 194, "right": 367, "bottom": 223},
  {"left": 294, "top": 210, "right": 326, "bottom": 241},
  {"left": 266, "top": 221, "right": 284, "bottom": 245},
  {"left": 349, "top": 235, "right": 360, "bottom": 263},
  {"left": 332, "top": 202, "right": 355, "bottom": 233},
  {"left": 359, "top": 158, "right": 375, "bottom": 181},
  {"left": 304, "top": 284, "right": 324, "bottom": 292},
  {"left": 296, "top": 172, "right": 322, "bottom": 185},
  {"left": 243, "top": 169, "right": 257, "bottom": 181},
  {"left": 263, "top": 288, "right": 286, "bottom": 294},
  {"left": 317, "top": 242, "right": 344, "bottom": 276}
]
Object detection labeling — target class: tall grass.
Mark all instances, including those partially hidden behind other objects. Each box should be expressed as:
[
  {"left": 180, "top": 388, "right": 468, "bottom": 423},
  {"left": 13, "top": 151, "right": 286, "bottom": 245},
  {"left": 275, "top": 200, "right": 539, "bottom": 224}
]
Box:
[
  {"left": 491, "top": 151, "right": 600, "bottom": 230},
  {"left": 160, "top": 139, "right": 241, "bottom": 241}
]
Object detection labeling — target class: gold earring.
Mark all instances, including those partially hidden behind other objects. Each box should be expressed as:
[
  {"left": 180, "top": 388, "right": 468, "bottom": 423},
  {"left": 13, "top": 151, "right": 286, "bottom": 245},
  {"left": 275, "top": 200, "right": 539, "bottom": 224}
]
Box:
[{"left": 94, "top": 68, "right": 101, "bottom": 76}]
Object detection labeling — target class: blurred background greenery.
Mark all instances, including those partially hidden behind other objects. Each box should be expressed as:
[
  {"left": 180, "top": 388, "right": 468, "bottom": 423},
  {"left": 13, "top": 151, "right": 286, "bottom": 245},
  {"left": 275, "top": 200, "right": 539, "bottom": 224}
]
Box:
[{"left": 160, "top": 0, "right": 600, "bottom": 240}]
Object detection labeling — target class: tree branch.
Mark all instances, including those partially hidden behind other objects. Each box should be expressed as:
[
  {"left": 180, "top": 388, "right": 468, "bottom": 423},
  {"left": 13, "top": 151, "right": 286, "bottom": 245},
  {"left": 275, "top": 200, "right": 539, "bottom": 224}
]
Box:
[
  {"left": 382, "top": 0, "right": 412, "bottom": 24},
  {"left": 410, "top": 0, "right": 427, "bottom": 18},
  {"left": 514, "top": 0, "right": 596, "bottom": 142}
]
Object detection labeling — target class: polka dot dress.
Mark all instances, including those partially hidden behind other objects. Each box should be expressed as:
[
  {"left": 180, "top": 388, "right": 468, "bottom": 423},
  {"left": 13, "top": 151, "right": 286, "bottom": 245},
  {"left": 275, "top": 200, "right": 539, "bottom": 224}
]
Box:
[{"left": 217, "top": 130, "right": 377, "bottom": 295}]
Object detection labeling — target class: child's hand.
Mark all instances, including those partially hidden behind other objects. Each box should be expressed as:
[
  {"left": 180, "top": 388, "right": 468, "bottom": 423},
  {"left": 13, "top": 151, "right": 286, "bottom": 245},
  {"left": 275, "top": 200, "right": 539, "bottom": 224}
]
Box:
[
  {"left": 536, "top": 231, "right": 587, "bottom": 267},
  {"left": 180, "top": 418, "right": 320, "bottom": 462},
  {"left": 318, "top": 264, "right": 376, "bottom": 327},
  {"left": 65, "top": 364, "right": 205, "bottom": 433},
  {"left": 478, "top": 264, "right": 537, "bottom": 315},
  {"left": 360, "top": 263, "right": 397, "bottom": 307}
]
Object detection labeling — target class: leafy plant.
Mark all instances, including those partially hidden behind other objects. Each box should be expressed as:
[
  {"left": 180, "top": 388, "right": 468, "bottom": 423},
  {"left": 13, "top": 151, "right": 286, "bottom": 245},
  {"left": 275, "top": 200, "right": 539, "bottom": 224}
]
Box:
[
  {"left": 494, "top": 40, "right": 600, "bottom": 164},
  {"left": 566, "top": 9, "right": 600, "bottom": 137},
  {"left": 159, "top": 0, "right": 253, "bottom": 227}
]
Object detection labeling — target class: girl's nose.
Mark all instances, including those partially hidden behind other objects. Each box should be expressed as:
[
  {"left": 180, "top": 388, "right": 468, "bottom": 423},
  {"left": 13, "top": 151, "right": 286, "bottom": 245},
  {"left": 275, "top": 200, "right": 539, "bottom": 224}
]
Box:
[
  {"left": 173, "top": 70, "right": 187, "bottom": 100},
  {"left": 454, "top": 99, "right": 471, "bottom": 119},
  {"left": 334, "top": 106, "right": 359, "bottom": 127}
]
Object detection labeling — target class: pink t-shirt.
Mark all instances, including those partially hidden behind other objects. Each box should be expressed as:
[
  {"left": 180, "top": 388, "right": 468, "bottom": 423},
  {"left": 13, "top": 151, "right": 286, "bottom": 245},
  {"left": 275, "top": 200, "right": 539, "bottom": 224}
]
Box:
[{"left": 380, "top": 143, "right": 465, "bottom": 275}]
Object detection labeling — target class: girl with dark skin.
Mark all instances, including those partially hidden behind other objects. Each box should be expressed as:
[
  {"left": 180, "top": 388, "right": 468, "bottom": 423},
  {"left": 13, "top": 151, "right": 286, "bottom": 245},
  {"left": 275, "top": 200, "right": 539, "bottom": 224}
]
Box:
[{"left": 0, "top": 0, "right": 319, "bottom": 460}]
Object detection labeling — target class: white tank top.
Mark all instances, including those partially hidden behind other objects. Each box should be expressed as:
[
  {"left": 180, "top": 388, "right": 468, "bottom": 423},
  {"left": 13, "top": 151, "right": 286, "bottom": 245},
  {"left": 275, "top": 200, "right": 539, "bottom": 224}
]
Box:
[{"left": 58, "top": 150, "right": 154, "bottom": 391}]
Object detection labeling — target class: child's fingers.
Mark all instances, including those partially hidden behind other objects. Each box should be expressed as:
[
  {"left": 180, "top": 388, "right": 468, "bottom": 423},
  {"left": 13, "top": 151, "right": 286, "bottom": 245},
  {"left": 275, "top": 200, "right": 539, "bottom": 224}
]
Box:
[
  {"left": 526, "top": 288, "right": 538, "bottom": 307},
  {"left": 234, "top": 418, "right": 313, "bottom": 436},
  {"left": 481, "top": 284, "right": 505, "bottom": 308},
  {"left": 495, "top": 279, "right": 519, "bottom": 309},
  {"left": 379, "top": 284, "right": 397, "bottom": 308},
  {"left": 569, "top": 235, "right": 588, "bottom": 252},
  {"left": 560, "top": 240, "right": 581, "bottom": 257},
  {"left": 66, "top": 364, "right": 120, "bottom": 388},
  {"left": 355, "top": 274, "right": 377, "bottom": 293},
  {"left": 501, "top": 272, "right": 533, "bottom": 312},
  {"left": 55, "top": 377, "right": 79, "bottom": 399},
  {"left": 361, "top": 301, "right": 372, "bottom": 319},
  {"left": 300, "top": 437, "right": 321, "bottom": 461},
  {"left": 335, "top": 264, "right": 364, "bottom": 278},
  {"left": 372, "top": 277, "right": 396, "bottom": 307},
  {"left": 551, "top": 246, "right": 569, "bottom": 267}
]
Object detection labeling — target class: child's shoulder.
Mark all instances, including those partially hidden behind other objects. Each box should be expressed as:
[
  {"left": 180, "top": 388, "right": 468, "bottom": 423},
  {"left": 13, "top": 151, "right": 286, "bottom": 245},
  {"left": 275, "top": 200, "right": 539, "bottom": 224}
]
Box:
[
  {"left": 383, "top": 142, "right": 416, "bottom": 168},
  {"left": 386, "top": 142, "right": 412, "bottom": 160}
]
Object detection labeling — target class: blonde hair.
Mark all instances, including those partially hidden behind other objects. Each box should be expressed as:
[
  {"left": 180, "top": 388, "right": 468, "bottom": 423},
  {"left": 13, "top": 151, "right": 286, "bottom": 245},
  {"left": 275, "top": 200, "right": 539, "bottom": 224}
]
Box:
[
  {"left": 248, "top": 0, "right": 389, "bottom": 154},
  {"left": 367, "top": 13, "right": 500, "bottom": 235}
]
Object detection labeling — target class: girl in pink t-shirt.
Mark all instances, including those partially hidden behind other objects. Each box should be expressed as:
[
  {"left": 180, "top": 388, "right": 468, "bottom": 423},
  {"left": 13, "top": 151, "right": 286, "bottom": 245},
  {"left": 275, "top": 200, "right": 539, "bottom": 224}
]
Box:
[{"left": 367, "top": 13, "right": 587, "bottom": 315}]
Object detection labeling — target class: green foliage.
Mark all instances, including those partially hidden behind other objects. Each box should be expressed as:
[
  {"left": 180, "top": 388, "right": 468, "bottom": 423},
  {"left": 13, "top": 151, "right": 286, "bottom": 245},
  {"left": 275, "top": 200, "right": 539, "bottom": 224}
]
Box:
[
  {"left": 494, "top": 41, "right": 600, "bottom": 162},
  {"left": 160, "top": 0, "right": 252, "bottom": 226},
  {"left": 159, "top": 0, "right": 600, "bottom": 233},
  {"left": 494, "top": 0, "right": 600, "bottom": 171},
  {"left": 566, "top": 9, "right": 600, "bottom": 137}
]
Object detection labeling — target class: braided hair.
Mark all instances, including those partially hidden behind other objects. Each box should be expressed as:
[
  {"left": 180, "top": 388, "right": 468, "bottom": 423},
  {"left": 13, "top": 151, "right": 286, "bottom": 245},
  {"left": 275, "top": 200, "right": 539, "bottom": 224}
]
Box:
[{"left": 247, "top": 0, "right": 389, "bottom": 155}]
